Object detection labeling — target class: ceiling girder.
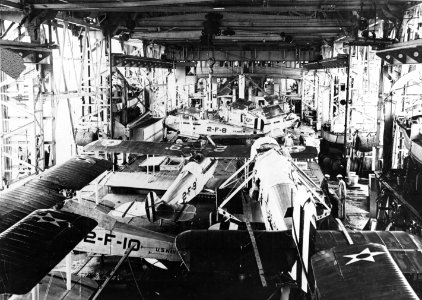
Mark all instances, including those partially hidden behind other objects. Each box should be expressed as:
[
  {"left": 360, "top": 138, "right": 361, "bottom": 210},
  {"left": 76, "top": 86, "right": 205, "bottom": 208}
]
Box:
[
  {"left": 376, "top": 40, "right": 422, "bottom": 64},
  {"left": 112, "top": 54, "right": 174, "bottom": 69},
  {"left": 302, "top": 54, "right": 349, "bottom": 69},
  {"left": 165, "top": 49, "right": 315, "bottom": 62},
  {"left": 28, "top": 0, "right": 408, "bottom": 12},
  {"left": 195, "top": 66, "right": 303, "bottom": 79}
]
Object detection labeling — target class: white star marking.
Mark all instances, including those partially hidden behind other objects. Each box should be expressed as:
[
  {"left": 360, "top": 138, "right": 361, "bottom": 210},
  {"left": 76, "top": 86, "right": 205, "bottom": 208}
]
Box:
[
  {"left": 33, "top": 212, "right": 70, "bottom": 227},
  {"left": 344, "top": 248, "right": 384, "bottom": 265}
]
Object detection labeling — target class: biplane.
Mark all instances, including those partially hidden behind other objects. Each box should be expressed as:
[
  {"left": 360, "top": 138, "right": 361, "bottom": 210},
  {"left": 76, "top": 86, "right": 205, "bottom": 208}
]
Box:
[
  {"left": 174, "top": 137, "right": 422, "bottom": 299},
  {"left": 84, "top": 139, "right": 253, "bottom": 224},
  {"left": 0, "top": 157, "right": 112, "bottom": 294},
  {"left": 165, "top": 112, "right": 262, "bottom": 139},
  {"left": 0, "top": 154, "right": 184, "bottom": 295}
]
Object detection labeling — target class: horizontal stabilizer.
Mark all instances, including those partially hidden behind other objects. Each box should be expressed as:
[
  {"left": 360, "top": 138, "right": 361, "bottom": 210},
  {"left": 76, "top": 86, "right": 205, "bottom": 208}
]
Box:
[
  {"left": 312, "top": 243, "right": 419, "bottom": 300},
  {"left": 0, "top": 209, "right": 97, "bottom": 295},
  {"left": 156, "top": 203, "right": 196, "bottom": 222},
  {"left": 145, "top": 192, "right": 196, "bottom": 222},
  {"left": 110, "top": 201, "right": 145, "bottom": 218}
]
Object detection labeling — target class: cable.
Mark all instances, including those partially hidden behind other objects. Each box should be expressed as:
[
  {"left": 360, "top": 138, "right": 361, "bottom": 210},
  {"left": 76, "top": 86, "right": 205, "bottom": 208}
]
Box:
[{"left": 127, "top": 259, "right": 145, "bottom": 300}]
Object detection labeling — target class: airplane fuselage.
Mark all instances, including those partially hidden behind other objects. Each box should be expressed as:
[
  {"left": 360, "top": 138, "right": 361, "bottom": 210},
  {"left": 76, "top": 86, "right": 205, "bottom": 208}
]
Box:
[
  {"left": 220, "top": 104, "right": 300, "bottom": 138},
  {"left": 252, "top": 147, "right": 311, "bottom": 231},
  {"left": 75, "top": 227, "right": 180, "bottom": 261},
  {"left": 165, "top": 114, "right": 262, "bottom": 139}
]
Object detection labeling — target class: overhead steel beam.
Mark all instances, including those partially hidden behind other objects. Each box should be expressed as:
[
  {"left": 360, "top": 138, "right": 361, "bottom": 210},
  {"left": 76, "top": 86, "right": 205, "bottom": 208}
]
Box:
[
  {"left": 31, "top": 6, "right": 362, "bottom": 13},
  {"left": 28, "top": 1, "right": 404, "bottom": 12},
  {"left": 138, "top": 12, "right": 317, "bottom": 22},
  {"left": 55, "top": 12, "right": 101, "bottom": 30},
  {"left": 0, "top": 0, "right": 20, "bottom": 9},
  {"left": 302, "top": 54, "right": 349, "bottom": 69},
  {"left": 165, "top": 49, "right": 316, "bottom": 62},
  {"left": 31, "top": 0, "right": 215, "bottom": 10},
  {"left": 112, "top": 54, "right": 174, "bottom": 69},
  {"left": 139, "top": 33, "right": 340, "bottom": 43},
  {"left": 135, "top": 19, "right": 353, "bottom": 28},
  {"left": 195, "top": 66, "right": 303, "bottom": 79},
  {"left": 133, "top": 28, "right": 343, "bottom": 39},
  {"left": 376, "top": 39, "right": 422, "bottom": 64}
]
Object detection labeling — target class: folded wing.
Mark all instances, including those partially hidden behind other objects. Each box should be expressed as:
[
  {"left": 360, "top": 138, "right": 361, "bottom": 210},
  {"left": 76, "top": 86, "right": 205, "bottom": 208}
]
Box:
[
  {"left": 0, "top": 209, "right": 97, "bottom": 295},
  {"left": 312, "top": 243, "right": 419, "bottom": 300}
]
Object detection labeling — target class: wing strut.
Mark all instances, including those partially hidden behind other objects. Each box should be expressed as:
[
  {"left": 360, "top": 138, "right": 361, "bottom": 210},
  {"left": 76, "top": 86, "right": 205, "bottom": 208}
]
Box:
[
  {"left": 335, "top": 218, "right": 354, "bottom": 245},
  {"left": 206, "top": 135, "right": 216, "bottom": 147},
  {"left": 219, "top": 158, "right": 252, "bottom": 189},
  {"left": 218, "top": 172, "right": 254, "bottom": 209},
  {"left": 91, "top": 243, "right": 136, "bottom": 300},
  {"left": 242, "top": 192, "right": 267, "bottom": 287}
]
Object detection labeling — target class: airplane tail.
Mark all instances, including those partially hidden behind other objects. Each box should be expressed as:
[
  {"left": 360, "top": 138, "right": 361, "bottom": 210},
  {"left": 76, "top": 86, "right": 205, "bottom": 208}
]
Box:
[
  {"left": 145, "top": 191, "right": 196, "bottom": 223},
  {"left": 145, "top": 191, "right": 159, "bottom": 222},
  {"left": 290, "top": 195, "right": 317, "bottom": 294}
]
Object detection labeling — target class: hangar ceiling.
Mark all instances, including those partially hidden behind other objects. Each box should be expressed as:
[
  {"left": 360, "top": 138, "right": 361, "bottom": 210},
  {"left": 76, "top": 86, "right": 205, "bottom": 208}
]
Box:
[{"left": 0, "top": 0, "right": 419, "bottom": 60}]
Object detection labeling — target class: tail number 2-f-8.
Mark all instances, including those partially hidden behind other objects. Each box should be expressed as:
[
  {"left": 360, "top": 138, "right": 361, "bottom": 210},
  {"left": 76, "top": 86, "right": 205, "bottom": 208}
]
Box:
[{"left": 207, "top": 126, "right": 227, "bottom": 133}]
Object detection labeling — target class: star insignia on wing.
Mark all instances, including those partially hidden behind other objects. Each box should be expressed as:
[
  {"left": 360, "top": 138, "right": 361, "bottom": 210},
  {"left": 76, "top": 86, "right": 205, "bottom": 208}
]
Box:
[
  {"left": 344, "top": 247, "right": 384, "bottom": 265},
  {"left": 33, "top": 212, "right": 71, "bottom": 228}
]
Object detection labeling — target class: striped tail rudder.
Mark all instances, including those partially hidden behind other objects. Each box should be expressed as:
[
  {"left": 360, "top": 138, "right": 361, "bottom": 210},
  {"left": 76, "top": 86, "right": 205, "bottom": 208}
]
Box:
[
  {"left": 291, "top": 195, "right": 317, "bottom": 293},
  {"left": 145, "top": 191, "right": 158, "bottom": 222}
]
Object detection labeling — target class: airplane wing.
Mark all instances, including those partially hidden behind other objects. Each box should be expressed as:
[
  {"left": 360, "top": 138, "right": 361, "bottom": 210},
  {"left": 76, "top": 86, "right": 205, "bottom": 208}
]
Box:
[
  {"left": 0, "top": 209, "right": 97, "bottom": 295},
  {"left": 315, "top": 230, "right": 422, "bottom": 277},
  {"left": 0, "top": 156, "right": 112, "bottom": 294},
  {"left": 0, "top": 156, "right": 112, "bottom": 233},
  {"left": 175, "top": 229, "right": 296, "bottom": 277},
  {"left": 311, "top": 243, "right": 419, "bottom": 300},
  {"left": 84, "top": 139, "right": 251, "bottom": 158}
]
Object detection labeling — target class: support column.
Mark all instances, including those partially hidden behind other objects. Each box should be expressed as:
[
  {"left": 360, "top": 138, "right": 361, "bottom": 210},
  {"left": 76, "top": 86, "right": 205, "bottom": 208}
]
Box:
[
  {"left": 108, "top": 34, "right": 114, "bottom": 138},
  {"left": 369, "top": 173, "right": 378, "bottom": 218},
  {"left": 0, "top": 72, "right": 4, "bottom": 190},
  {"left": 382, "top": 63, "right": 394, "bottom": 172},
  {"left": 375, "top": 60, "right": 385, "bottom": 171},
  {"left": 48, "top": 21, "right": 56, "bottom": 168},
  {"left": 66, "top": 252, "right": 72, "bottom": 290},
  {"left": 232, "top": 86, "right": 236, "bottom": 102},
  {"left": 248, "top": 84, "right": 253, "bottom": 102},
  {"left": 343, "top": 55, "right": 351, "bottom": 158},
  {"left": 208, "top": 73, "right": 212, "bottom": 110},
  {"left": 239, "top": 74, "right": 245, "bottom": 99}
]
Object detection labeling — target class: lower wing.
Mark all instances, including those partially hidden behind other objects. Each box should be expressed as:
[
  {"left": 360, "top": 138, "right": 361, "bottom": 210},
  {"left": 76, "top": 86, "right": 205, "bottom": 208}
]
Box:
[{"left": 0, "top": 209, "right": 97, "bottom": 295}]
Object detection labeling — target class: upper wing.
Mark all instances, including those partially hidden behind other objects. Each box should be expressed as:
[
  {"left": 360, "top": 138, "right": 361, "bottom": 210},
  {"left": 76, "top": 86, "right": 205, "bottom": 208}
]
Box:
[
  {"left": 312, "top": 243, "right": 419, "bottom": 300},
  {"left": 0, "top": 156, "right": 112, "bottom": 234},
  {"left": 0, "top": 209, "right": 97, "bottom": 295},
  {"left": 315, "top": 230, "right": 422, "bottom": 277},
  {"left": 84, "top": 140, "right": 251, "bottom": 158}
]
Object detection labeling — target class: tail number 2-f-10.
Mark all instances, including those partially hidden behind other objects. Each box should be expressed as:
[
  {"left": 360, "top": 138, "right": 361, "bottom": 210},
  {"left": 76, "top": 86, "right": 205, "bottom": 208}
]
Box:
[{"left": 84, "top": 231, "right": 141, "bottom": 251}]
